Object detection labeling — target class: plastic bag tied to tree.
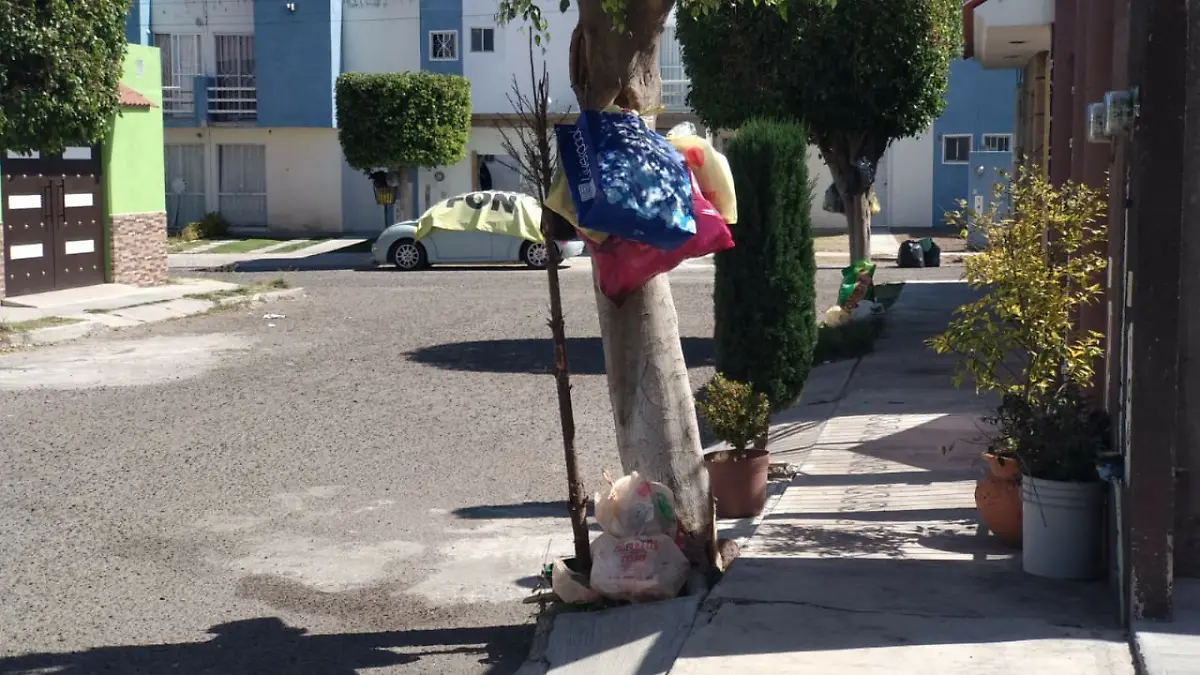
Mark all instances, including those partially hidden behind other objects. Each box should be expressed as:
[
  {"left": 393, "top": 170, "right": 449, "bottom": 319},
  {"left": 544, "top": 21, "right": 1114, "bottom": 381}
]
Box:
[
  {"left": 555, "top": 108, "right": 697, "bottom": 251},
  {"left": 665, "top": 122, "right": 738, "bottom": 225},
  {"left": 586, "top": 170, "right": 734, "bottom": 306}
]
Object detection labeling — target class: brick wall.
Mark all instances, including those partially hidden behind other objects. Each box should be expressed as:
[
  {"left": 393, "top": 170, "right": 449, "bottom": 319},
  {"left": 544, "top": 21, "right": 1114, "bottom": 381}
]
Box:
[{"left": 110, "top": 211, "right": 167, "bottom": 286}]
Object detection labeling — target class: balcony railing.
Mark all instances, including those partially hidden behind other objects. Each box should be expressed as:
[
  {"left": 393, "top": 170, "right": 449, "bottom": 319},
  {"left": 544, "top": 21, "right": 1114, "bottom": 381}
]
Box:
[
  {"left": 207, "top": 84, "right": 257, "bottom": 123},
  {"left": 162, "top": 85, "right": 195, "bottom": 118},
  {"left": 660, "top": 25, "right": 691, "bottom": 112}
]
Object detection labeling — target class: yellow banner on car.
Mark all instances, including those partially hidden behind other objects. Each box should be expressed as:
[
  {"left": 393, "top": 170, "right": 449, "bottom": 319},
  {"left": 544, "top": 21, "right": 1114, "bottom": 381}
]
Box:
[{"left": 413, "top": 191, "right": 545, "bottom": 243}]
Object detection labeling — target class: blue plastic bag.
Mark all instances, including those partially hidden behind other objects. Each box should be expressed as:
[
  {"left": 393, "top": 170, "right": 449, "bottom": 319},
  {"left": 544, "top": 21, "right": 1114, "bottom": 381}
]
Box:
[{"left": 555, "top": 110, "right": 696, "bottom": 251}]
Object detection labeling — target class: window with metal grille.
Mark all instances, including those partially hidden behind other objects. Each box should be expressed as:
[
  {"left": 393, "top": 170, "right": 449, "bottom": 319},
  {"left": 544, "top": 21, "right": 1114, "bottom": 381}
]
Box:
[
  {"left": 942, "top": 134, "right": 972, "bottom": 164},
  {"left": 213, "top": 34, "right": 257, "bottom": 122},
  {"left": 430, "top": 30, "right": 459, "bottom": 61},
  {"left": 470, "top": 27, "right": 495, "bottom": 53},
  {"left": 218, "top": 144, "right": 267, "bottom": 228},
  {"left": 982, "top": 133, "right": 1013, "bottom": 153},
  {"left": 152, "top": 33, "right": 201, "bottom": 117}
]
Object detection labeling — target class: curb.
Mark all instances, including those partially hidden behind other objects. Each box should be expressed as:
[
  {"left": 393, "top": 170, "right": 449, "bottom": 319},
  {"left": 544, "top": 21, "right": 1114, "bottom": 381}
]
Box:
[{"left": 2, "top": 287, "right": 305, "bottom": 348}]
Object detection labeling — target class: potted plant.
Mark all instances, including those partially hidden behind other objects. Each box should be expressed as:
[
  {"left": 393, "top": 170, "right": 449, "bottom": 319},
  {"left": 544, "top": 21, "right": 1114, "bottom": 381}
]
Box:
[
  {"left": 992, "top": 383, "right": 1110, "bottom": 578},
  {"left": 929, "top": 166, "right": 1109, "bottom": 575},
  {"left": 697, "top": 374, "right": 771, "bottom": 519}
]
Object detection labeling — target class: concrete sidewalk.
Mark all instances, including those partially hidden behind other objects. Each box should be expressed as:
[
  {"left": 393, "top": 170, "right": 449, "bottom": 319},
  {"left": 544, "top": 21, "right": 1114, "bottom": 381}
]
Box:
[
  {"left": 0, "top": 279, "right": 301, "bottom": 346},
  {"left": 670, "top": 280, "right": 1133, "bottom": 674},
  {"left": 522, "top": 280, "right": 1134, "bottom": 674},
  {"left": 169, "top": 238, "right": 369, "bottom": 271}
]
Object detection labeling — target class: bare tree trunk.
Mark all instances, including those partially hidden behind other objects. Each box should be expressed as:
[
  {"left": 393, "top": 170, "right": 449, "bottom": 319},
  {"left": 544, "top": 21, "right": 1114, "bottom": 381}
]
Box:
[
  {"left": 845, "top": 190, "right": 872, "bottom": 262},
  {"left": 569, "top": 0, "right": 715, "bottom": 574}
]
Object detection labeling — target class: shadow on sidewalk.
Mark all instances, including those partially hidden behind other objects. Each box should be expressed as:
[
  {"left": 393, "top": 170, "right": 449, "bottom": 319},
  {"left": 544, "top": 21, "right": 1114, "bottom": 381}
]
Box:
[{"left": 0, "top": 617, "right": 529, "bottom": 675}]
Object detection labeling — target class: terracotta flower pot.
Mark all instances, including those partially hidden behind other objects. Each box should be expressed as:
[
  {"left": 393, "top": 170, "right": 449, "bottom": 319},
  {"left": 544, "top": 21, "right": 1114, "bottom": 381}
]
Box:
[
  {"left": 975, "top": 452, "right": 1023, "bottom": 548},
  {"left": 705, "top": 448, "right": 770, "bottom": 519}
]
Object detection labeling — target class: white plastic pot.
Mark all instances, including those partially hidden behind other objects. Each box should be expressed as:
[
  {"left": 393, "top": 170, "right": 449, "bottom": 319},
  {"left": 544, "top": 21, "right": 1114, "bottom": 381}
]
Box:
[{"left": 1020, "top": 476, "right": 1104, "bottom": 579}]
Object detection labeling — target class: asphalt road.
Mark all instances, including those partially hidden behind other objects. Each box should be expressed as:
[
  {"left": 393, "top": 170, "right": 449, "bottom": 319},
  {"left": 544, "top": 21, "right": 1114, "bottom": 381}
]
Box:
[{"left": 0, "top": 259, "right": 962, "bottom": 674}]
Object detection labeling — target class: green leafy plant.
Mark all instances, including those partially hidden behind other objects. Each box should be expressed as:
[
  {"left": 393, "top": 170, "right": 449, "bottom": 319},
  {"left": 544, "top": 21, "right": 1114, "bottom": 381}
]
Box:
[
  {"left": 696, "top": 374, "right": 770, "bottom": 462},
  {"left": 676, "top": 0, "right": 961, "bottom": 261},
  {"left": 178, "top": 213, "right": 228, "bottom": 242},
  {"left": 0, "top": 0, "right": 130, "bottom": 153},
  {"left": 986, "top": 383, "right": 1109, "bottom": 482},
  {"left": 715, "top": 119, "right": 817, "bottom": 410},
  {"left": 929, "top": 166, "right": 1108, "bottom": 399},
  {"left": 335, "top": 72, "right": 471, "bottom": 172},
  {"left": 928, "top": 166, "right": 1109, "bottom": 475}
]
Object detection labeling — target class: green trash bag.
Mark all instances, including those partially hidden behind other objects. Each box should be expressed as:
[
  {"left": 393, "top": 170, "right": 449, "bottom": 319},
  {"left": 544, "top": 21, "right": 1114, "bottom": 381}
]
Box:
[{"left": 838, "top": 260, "right": 877, "bottom": 309}]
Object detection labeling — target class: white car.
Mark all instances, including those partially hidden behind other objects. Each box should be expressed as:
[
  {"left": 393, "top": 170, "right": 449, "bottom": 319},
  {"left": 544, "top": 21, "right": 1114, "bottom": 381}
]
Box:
[{"left": 371, "top": 220, "right": 586, "bottom": 270}]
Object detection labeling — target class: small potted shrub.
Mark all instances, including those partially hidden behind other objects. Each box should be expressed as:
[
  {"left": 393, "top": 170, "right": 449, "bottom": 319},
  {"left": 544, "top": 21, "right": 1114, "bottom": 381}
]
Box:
[
  {"left": 992, "top": 383, "right": 1109, "bottom": 578},
  {"left": 930, "top": 166, "right": 1109, "bottom": 575},
  {"left": 697, "top": 374, "right": 771, "bottom": 519}
]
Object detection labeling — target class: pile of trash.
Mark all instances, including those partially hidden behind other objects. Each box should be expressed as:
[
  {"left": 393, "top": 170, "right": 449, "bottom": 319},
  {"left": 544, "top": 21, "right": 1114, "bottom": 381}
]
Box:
[
  {"left": 548, "top": 108, "right": 738, "bottom": 305},
  {"left": 552, "top": 472, "right": 691, "bottom": 605},
  {"left": 823, "top": 260, "right": 883, "bottom": 327}
]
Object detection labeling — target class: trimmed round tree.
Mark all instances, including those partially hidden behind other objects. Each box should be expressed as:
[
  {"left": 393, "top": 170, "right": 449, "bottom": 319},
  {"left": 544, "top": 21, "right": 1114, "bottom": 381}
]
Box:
[
  {"left": 677, "top": 0, "right": 961, "bottom": 261},
  {"left": 335, "top": 72, "right": 471, "bottom": 216},
  {"left": 716, "top": 120, "right": 817, "bottom": 410},
  {"left": 0, "top": 0, "right": 129, "bottom": 153}
]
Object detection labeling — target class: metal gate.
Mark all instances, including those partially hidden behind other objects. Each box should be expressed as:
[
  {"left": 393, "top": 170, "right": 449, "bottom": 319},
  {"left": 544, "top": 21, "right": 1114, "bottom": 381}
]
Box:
[{"left": 3, "top": 148, "right": 106, "bottom": 297}]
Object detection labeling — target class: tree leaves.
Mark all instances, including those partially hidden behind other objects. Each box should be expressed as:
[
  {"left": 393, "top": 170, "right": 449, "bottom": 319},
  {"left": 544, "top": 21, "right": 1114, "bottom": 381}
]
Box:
[
  {"left": 0, "top": 0, "right": 128, "bottom": 154},
  {"left": 335, "top": 72, "right": 472, "bottom": 172}
]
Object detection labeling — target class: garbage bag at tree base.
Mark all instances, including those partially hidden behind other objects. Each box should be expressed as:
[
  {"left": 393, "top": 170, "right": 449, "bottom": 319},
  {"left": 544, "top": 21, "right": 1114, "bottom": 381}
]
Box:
[
  {"left": 666, "top": 122, "right": 738, "bottom": 225},
  {"left": 589, "top": 173, "right": 734, "bottom": 306},
  {"left": 838, "top": 260, "right": 877, "bottom": 310},
  {"left": 556, "top": 110, "right": 697, "bottom": 251},
  {"left": 594, "top": 471, "right": 681, "bottom": 539},
  {"left": 589, "top": 533, "right": 690, "bottom": 603}
]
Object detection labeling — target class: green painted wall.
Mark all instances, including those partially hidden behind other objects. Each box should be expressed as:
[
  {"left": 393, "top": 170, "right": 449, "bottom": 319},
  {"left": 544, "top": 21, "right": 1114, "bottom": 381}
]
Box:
[{"left": 103, "top": 43, "right": 165, "bottom": 216}]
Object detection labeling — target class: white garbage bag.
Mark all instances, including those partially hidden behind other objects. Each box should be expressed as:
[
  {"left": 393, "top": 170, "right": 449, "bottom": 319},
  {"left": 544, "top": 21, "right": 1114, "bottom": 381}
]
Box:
[
  {"left": 593, "top": 471, "right": 679, "bottom": 538},
  {"left": 589, "top": 533, "right": 690, "bottom": 603}
]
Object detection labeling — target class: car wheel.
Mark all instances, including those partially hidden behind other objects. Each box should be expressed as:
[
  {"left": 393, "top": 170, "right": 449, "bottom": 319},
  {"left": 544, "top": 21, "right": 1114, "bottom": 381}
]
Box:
[
  {"left": 521, "top": 241, "right": 551, "bottom": 270},
  {"left": 390, "top": 239, "right": 427, "bottom": 271}
]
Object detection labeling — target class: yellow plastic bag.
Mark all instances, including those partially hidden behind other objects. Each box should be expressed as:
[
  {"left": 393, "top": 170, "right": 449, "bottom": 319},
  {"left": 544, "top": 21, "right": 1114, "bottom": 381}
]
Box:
[
  {"left": 667, "top": 123, "right": 738, "bottom": 225},
  {"left": 547, "top": 164, "right": 607, "bottom": 243}
]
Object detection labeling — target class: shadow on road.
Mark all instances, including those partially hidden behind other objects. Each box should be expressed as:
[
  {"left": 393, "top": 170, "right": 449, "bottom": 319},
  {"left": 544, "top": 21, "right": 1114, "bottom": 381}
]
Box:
[
  {"left": 0, "top": 617, "right": 529, "bottom": 675},
  {"left": 453, "top": 500, "right": 597, "bottom": 520},
  {"left": 407, "top": 337, "right": 715, "bottom": 375}
]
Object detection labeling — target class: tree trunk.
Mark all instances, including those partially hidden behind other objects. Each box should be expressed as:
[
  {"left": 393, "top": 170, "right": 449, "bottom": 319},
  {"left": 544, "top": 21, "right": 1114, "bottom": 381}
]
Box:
[
  {"left": 569, "top": 0, "right": 716, "bottom": 574},
  {"left": 845, "top": 190, "right": 872, "bottom": 263},
  {"left": 820, "top": 139, "right": 878, "bottom": 263}
]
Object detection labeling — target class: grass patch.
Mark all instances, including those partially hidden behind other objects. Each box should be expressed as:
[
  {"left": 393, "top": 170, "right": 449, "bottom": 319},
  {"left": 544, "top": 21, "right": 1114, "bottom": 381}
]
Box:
[
  {"left": 325, "top": 238, "right": 376, "bottom": 254},
  {"left": 185, "top": 277, "right": 290, "bottom": 303},
  {"left": 269, "top": 238, "right": 330, "bottom": 254},
  {"left": 0, "top": 316, "right": 84, "bottom": 334},
  {"left": 812, "top": 232, "right": 850, "bottom": 252},
  {"left": 203, "top": 238, "right": 281, "bottom": 254},
  {"left": 168, "top": 237, "right": 210, "bottom": 253},
  {"left": 813, "top": 316, "right": 885, "bottom": 365}
]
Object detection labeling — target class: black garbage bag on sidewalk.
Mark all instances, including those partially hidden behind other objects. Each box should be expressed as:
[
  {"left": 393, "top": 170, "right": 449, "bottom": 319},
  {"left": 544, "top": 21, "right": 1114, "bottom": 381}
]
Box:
[{"left": 898, "top": 239, "right": 926, "bottom": 268}]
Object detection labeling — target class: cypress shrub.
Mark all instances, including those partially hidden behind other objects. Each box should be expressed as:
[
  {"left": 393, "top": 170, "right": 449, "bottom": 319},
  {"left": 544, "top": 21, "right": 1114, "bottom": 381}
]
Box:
[{"left": 714, "top": 119, "right": 817, "bottom": 411}]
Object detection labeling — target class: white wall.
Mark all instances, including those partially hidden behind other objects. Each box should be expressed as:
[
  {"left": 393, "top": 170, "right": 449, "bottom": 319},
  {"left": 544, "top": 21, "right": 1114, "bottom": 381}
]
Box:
[
  {"left": 261, "top": 128, "right": 345, "bottom": 233},
  {"left": 806, "top": 130, "right": 934, "bottom": 231},
  {"left": 164, "top": 126, "right": 347, "bottom": 235},
  {"left": 343, "top": 0, "right": 422, "bottom": 73},
  {"left": 416, "top": 125, "right": 513, "bottom": 211},
  {"left": 462, "top": 0, "right": 577, "bottom": 115}
]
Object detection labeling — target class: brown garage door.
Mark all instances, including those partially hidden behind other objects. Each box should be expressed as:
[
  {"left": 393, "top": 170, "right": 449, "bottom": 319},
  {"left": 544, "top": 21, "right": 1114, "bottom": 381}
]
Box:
[{"left": 3, "top": 148, "right": 105, "bottom": 297}]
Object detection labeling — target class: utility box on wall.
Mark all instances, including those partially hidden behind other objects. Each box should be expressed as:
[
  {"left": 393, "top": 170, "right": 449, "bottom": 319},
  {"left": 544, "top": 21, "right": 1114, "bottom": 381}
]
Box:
[{"left": 966, "top": 150, "right": 1013, "bottom": 250}]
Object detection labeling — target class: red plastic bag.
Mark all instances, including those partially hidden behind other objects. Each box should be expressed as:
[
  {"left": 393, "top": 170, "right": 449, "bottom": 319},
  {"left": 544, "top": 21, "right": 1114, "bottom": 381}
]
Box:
[{"left": 590, "top": 173, "right": 734, "bottom": 306}]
